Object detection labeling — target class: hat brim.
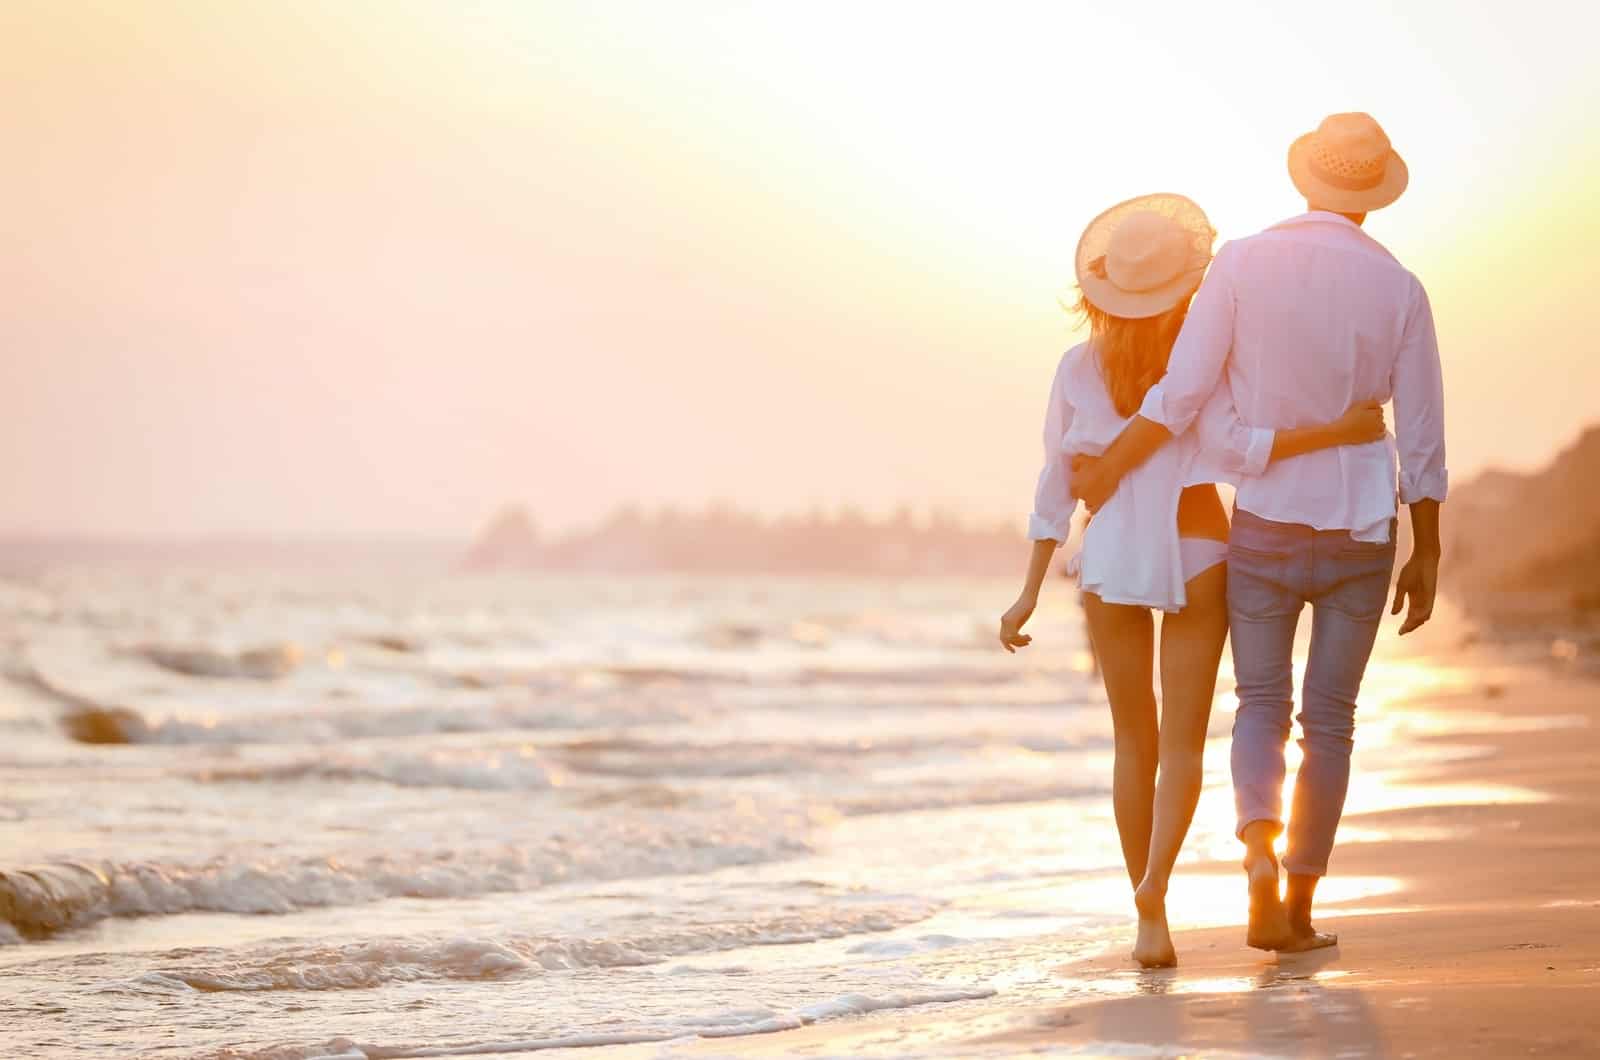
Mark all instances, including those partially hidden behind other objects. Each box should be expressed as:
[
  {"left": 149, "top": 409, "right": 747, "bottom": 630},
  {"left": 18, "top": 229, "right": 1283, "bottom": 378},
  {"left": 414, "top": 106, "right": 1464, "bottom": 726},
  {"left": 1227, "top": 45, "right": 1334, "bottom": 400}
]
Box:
[
  {"left": 1287, "top": 132, "right": 1408, "bottom": 213},
  {"left": 1076, "top": 264, "right": 1208, "bottom": 320},
  {"left": 1074, "top": 193, "right": 1215, "bottom": 320}
]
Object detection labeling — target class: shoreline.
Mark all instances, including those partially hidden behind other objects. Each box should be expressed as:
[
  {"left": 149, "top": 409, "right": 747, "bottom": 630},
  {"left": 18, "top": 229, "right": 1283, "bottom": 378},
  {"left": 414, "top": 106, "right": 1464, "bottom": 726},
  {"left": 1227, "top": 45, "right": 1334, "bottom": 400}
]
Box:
[{"left": 630, "top": 656, "right": 1599, "bottom": 1059}]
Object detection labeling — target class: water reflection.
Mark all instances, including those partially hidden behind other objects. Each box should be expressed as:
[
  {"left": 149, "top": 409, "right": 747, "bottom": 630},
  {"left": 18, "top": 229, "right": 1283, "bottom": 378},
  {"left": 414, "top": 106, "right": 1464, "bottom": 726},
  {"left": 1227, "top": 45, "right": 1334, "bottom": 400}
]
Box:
[{"left": 1055, "top": 949, "right": 1383, "bottom": 1060}]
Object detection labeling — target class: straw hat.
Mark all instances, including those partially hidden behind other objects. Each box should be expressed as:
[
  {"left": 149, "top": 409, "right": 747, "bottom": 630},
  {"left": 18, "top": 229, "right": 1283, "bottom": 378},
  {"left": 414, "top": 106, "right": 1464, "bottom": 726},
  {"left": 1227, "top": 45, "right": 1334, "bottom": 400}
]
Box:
[
  {"left": 1288, "top": 112, "right": 1408, "bottom": 213},
  {"left": 1075, "top": 193, "right": 1215, "bottom": 319}
]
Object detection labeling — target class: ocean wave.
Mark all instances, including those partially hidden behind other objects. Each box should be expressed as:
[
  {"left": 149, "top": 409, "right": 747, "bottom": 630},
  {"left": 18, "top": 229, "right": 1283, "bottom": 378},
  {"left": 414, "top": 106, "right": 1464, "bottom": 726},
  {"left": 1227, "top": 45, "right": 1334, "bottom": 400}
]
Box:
[
  {"left": 846, "top": 933, "right": 970, "bottom": 956},
  {"left": 557, "top": 739, "right": 864, "bottom": 780},
  {"left": 132, "top": 642, "right": 303, "bottom": 681},
  {"left": 132, "top": 902, "right": 939, "bottom": 993},
  {"left": 594, "top": 664, "right": 752, "bottom": 686},
  {"left": 207, "top": 985, "right": 994, "bottom": 1058},
  {"left": 554, "top": 729, "right": 1106, "bottom": 782},
  {"left": 190, "top": 747, "right": 562, "bottom": 791},
  {"left": 0, "top": 822, "right": 811, "bottom": 941},
  {"left": 787, "top": 664, "right": 1025, "bottom": 687},
  {"left": 51, "top": 701, "right": 635, "bottom": 747},
  {"left": 17, "top": 666, "right": 695, "bottom": 746},
  {"left": 835, "top": 777, "right": 1107, "bottom": 816},
  {"left": 0, "top": 863, "right": 110, "bottom": 936}
]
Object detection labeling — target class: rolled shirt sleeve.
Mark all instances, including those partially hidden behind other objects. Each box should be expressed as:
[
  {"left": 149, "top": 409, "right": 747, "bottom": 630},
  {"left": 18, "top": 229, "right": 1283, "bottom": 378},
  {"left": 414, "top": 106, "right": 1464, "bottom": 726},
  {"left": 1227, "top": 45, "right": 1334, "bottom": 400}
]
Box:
[
  {"left": 1392, "top": 277, "right": 1448, "bottom": 503},
  {"left": 1028, "top": 354, "right": 1077, "bottom": 542},
  {"left": 1196, "top": 382, "right": 1275, "bottom": 481},
  {"left": 1137, "top": 242, "right": 1238, "bottom": 436}
]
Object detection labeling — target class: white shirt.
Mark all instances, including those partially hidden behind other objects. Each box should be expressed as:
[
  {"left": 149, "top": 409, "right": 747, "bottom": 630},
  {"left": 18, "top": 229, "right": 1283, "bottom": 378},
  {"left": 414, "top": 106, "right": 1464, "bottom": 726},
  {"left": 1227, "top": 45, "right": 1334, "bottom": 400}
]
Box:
[
  {"left": 1029, "top": 342, "right": 1245, "bottom": 611},
  {"left": 1139, "top": 212, "right": 1448, "bottom": 542}
]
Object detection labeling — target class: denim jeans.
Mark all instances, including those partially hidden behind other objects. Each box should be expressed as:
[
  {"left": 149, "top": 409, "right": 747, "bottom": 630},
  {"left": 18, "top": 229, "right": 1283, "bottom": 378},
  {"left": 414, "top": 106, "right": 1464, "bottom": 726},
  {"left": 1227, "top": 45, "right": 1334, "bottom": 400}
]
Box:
[{"left": 1227, "top": 508, "right": 1396, "bottom": 876}]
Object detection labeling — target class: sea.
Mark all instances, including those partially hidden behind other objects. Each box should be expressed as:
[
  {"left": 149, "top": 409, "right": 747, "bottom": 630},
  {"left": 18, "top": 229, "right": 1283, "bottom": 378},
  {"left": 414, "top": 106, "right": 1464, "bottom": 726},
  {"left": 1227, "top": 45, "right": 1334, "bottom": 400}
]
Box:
[{"left": 0, "top": 561, "right": 1538, "bottom": 1058}]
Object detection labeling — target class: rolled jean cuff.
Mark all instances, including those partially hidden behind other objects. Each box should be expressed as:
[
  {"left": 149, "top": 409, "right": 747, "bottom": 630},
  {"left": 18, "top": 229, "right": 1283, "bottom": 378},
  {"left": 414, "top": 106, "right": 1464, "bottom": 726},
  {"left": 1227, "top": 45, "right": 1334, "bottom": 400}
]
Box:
[
  {"left": 1234, "top": 814, "right": 1282, "bottom": 841},
  {"left": 1281, "top": 855, "right": 1329, "bottom": 878}
]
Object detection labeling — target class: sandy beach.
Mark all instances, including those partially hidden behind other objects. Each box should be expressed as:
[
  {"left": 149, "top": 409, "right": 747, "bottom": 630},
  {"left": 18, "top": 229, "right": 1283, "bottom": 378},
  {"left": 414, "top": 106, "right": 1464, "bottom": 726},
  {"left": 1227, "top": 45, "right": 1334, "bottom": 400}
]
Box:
[{"left": 601, "top": 660, "right": 1600, "bottom": 1060}]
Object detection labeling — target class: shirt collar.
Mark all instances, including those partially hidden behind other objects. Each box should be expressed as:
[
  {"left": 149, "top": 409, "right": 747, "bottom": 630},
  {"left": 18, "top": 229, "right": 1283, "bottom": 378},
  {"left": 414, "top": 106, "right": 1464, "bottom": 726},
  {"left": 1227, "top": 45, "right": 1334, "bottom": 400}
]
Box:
[
  {"left": 1263, "top": 210, "right": 1396, "bottom": 262},
  {"left": 1269, "top": 210, "right": 1364, "bottom": 232}
]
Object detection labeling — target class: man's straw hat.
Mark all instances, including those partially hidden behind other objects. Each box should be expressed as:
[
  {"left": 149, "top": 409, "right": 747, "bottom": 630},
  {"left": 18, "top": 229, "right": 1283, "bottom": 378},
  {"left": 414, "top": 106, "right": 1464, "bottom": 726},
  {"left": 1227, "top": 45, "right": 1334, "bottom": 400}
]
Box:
[{"left": 1288, "top": 112, "right": 1408, "bottom": 213}]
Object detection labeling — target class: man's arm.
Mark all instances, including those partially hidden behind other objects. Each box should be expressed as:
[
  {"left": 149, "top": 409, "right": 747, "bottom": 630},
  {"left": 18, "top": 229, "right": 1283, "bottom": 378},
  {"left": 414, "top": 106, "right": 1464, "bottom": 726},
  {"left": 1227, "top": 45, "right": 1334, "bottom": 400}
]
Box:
[
  {"left": 1071, "top": 417, "right": 1173, "bottom": 511},
  {"left": 1390, "top": 278, "right": 1448, "bottom": 635},
  {"left": 1070, "top": 244, "right": 1238, "bottom": 510},
  {"left": 1075, "top": 397, "right": 1389, "bottom": 509},
  {"left": 1392, "top": 499, "right": 1440, "bottom": 635}
]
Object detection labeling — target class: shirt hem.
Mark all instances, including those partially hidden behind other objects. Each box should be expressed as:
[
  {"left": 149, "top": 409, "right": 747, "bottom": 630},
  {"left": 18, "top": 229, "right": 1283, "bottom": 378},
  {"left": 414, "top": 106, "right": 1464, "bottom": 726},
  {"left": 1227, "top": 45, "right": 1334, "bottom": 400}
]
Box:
[{"left": 1078, "top": 581, "right": 1185, "bottom": 614}]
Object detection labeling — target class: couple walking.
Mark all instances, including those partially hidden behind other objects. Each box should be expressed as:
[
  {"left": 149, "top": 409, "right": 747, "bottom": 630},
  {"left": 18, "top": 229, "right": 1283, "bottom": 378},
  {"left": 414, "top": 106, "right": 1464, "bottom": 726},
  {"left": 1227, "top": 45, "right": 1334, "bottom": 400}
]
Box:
[{"left": 999, "top": 112, "right": 1447, "bottom": 967}]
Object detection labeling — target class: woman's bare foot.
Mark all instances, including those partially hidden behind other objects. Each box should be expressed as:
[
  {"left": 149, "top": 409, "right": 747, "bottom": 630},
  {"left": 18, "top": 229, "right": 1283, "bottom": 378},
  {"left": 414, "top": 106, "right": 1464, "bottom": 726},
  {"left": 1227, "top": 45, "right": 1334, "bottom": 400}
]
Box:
[
  {"left": 1244, "top": 854, "right": 1292, "bottom": 951},
  {"left": 1131, "top": 879, "right": 1177, "bottom": 968}
]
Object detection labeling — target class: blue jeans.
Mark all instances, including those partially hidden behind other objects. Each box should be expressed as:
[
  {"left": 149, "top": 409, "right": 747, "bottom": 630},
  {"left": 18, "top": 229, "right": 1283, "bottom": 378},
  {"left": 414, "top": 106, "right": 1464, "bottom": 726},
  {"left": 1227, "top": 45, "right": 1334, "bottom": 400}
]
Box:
[{"left": 1227, "top": 508, "right": 1396, "bottom": 876}]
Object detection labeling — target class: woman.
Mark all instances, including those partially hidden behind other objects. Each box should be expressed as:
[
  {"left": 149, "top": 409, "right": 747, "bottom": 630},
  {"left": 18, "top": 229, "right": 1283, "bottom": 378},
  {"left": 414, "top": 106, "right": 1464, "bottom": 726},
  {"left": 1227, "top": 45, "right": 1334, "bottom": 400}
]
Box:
[{"left": 997, "top": 194, "right": 1384, "bottom": 967}]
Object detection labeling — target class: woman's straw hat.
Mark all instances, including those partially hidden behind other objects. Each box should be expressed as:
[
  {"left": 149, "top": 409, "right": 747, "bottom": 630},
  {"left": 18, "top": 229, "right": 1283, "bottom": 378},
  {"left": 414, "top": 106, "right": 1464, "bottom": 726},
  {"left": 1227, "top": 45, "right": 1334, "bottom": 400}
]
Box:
[
  {"left": 1287, "top": 112, "right": 1408, "bottom": 213},
  {"left": 1075, "top": 193, "right": 1215, "bottom": 319}
]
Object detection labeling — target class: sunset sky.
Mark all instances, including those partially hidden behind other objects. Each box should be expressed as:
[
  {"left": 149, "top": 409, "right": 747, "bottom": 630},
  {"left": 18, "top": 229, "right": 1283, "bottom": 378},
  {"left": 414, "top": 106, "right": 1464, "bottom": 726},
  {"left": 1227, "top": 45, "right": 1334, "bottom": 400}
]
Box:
[{"left": 4, "top": 1, "right": 1596, "bottom": 539}]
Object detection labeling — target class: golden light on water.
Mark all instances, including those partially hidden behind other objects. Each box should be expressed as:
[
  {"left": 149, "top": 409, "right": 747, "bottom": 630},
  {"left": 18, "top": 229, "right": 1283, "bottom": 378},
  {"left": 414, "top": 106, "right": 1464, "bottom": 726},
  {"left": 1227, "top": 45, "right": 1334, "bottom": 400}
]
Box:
[
  {"left": 1274, "top": 658, "right": 1547, "bottom": 841},
  {"left": 1158, "top": 873, "right": 1404, "bottom": 934}
]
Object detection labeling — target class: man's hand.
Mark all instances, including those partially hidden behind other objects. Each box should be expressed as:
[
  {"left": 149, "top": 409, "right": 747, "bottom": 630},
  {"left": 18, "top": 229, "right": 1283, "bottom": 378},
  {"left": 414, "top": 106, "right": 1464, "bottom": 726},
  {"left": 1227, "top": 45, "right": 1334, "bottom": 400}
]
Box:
[
  {"left": 1332, "top": 400, "right": 1387, "bottom": 445},
  {"left": 1069, "top": 454, "right": 1118, "bottom": 513},
  {"left": 999, "top": 595, "right": 1036, "bottom": 653},
  {"left": 1391, "top": 550, "right": 1439, "bottom": 635}
]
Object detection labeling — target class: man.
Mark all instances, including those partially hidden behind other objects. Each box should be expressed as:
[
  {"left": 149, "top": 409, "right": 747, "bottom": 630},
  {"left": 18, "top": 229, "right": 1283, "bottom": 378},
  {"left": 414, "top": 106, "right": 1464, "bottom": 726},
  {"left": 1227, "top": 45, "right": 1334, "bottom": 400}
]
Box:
[{"left": 1072, "top": 112, "right": 1447, "bottom": 952}]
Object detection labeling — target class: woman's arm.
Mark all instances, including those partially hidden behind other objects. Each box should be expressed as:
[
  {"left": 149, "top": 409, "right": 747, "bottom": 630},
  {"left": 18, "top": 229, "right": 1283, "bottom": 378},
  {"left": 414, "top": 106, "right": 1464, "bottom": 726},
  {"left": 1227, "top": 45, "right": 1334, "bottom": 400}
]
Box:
[
  {"left": 1000, "top": 539, "right": 1059, "bottom": 653},
  {"left": 1004, "top": 354, "right": 1077, "bottom": 652},
  {"left": 1026, "top": 355, "right": 1078, "bottom": 543},
  {"left": 1268, "top": 402, "right": 1387, "bottom": 463},
  {"left": 1195, "top": 385, "right": 1388, "bottom": 481}
]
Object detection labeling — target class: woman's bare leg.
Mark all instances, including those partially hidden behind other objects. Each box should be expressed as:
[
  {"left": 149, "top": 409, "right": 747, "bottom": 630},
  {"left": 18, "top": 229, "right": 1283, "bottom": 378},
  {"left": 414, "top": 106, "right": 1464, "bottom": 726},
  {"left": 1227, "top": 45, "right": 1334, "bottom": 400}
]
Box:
[
  {"left": 1081, "top": 592, "right": 1158, "bottom": 893},
  {"left": 1132, "top": 562, "right": 1230, "bottom": 967}
]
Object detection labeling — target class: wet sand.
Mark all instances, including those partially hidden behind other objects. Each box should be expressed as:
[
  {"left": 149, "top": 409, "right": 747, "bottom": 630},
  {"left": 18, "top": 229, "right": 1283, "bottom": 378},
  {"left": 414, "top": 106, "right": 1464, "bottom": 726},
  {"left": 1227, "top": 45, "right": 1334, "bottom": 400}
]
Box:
[{"left": 639, "top": 666, "right": 1600, "bottom": 1059}]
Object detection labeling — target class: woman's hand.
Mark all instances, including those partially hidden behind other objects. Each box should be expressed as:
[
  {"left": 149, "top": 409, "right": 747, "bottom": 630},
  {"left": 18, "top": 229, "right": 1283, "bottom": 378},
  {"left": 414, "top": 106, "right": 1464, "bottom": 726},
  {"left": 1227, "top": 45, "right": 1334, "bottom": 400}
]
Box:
[
  {"left": 999, "top": 595, "right": 1036, "bottom": 653},
  {"left": 1331, "top": 400, "right": 1387, "bottom": 445}
]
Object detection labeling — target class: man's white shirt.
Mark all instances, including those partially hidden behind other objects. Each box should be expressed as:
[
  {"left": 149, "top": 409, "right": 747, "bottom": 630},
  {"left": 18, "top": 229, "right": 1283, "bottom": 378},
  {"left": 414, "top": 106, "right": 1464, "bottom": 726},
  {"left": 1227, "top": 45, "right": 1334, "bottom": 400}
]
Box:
[{"left": 1143, "top": 211, "right": 1448, "bottom": 542}]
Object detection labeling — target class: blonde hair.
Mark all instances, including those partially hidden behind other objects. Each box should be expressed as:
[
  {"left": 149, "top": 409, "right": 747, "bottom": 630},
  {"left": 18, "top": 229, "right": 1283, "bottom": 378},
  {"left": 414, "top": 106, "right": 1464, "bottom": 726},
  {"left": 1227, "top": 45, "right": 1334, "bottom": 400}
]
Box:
[{"left": 1072, "top": 257, "right": 1194, "bottom": 417}]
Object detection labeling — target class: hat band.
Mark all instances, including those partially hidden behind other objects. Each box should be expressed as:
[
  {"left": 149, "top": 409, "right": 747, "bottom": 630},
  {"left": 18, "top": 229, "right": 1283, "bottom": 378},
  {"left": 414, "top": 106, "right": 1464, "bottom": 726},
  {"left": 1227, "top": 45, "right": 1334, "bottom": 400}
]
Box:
[
  {"left": 1117, "top": 265, "right": 1188, "bottom": 293},
  {"left": 1309, "top": 150, "right": 1386, "bottom": 192}
]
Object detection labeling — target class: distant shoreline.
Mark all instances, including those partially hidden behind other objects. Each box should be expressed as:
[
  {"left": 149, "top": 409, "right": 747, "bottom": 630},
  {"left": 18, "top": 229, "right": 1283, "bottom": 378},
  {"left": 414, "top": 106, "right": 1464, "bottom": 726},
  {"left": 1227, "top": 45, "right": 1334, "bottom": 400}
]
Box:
[{"left": 0, "top": 534, "right": 462, "bottom": 575}]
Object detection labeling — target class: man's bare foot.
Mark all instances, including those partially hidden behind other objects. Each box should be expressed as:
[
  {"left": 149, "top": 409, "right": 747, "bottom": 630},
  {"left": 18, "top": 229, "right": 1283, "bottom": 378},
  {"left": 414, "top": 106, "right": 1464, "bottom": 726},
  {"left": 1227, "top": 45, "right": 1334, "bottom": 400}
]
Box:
[
  {"left": 1131, "top": 880, "right": 1177, "bottom": 968},
  {"left": 1244, "top": 854, "right": 1292, "bottom": 951},
  {"left": 1277, "top": 922, "right": 1338, "bottom": 953}
]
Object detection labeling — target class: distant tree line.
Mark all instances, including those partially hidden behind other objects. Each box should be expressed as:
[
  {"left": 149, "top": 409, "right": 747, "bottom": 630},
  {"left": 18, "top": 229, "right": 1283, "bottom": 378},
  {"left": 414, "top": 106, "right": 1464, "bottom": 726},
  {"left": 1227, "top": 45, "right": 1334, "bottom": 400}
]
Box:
[{"left": 461, "top": 502, "right": 1030, "bottom": 575}]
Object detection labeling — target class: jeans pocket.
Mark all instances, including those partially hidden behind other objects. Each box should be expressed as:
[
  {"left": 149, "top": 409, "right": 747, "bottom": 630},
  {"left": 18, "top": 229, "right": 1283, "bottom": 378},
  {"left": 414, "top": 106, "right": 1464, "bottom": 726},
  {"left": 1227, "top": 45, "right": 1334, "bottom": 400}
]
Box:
[
  {"left": 1335, "top": 519, "right": 1399, "bottom": 557},
  {"left": 1334, "top": 539, "right": 1393, "bottom": 560},
  {"left": 1228, "top": 563, "right": 1296, "bottom": 621},
  {"left": 1322, "top": 564, "right": 1392, "bottom": 621},
  {"left": 1231, "top": 543, "right": 1291, "bottom": 562}
]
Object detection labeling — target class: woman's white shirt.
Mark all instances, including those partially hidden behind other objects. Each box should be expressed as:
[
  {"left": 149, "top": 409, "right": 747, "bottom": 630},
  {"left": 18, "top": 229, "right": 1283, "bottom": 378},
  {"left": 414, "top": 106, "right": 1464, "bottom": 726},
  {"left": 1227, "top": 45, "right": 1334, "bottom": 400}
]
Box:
[{"left": 1028, "top": 342, "right": 1245, "bottom": 612}]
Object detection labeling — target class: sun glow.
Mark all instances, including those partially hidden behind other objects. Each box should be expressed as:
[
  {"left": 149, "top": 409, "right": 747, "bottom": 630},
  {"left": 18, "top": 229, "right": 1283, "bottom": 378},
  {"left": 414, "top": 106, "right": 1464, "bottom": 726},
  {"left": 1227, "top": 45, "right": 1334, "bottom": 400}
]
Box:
[{"left": 4, "top": 1, "right": 1596, "bottom": 536}]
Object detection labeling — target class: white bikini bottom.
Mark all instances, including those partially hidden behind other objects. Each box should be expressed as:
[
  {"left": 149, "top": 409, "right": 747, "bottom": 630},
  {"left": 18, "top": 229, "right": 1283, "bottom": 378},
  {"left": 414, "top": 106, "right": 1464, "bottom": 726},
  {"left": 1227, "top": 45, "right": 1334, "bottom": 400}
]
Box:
[{"left": 1179, "top": 537, "right": 1228, "bottom": 583}]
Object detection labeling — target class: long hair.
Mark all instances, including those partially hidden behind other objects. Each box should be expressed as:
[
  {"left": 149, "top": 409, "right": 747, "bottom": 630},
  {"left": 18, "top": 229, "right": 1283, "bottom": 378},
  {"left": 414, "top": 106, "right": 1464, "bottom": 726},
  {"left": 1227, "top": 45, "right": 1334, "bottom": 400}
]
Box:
[{"left": 1071, "top": 266, "right": 1194, "bottom": 418}]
